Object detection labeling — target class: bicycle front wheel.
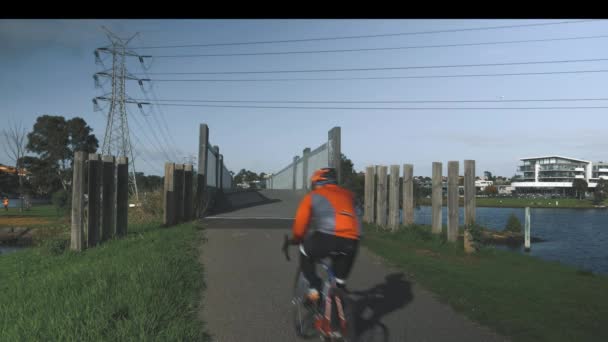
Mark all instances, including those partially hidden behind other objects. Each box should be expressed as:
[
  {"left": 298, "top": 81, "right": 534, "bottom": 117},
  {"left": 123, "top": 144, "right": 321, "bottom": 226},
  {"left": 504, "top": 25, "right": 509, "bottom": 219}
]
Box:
[{"left": 292, "top": 270, "right": 317, "bottom": 338}]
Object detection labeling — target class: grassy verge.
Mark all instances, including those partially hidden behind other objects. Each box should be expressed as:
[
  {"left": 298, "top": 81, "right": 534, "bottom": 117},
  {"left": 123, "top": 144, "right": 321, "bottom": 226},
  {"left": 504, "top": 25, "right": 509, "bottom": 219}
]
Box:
[
  {"left": 418, "top": 197, "right": 607, "bottom": 209},
  {"left": 0, "top": 204, "right": 68, "bottom": 228},
  {"left": 0, "top": 219, "right": 210, "bottom": 341},
  {"left": 362, "top": 223, "right": 608, "bottom": 342}
]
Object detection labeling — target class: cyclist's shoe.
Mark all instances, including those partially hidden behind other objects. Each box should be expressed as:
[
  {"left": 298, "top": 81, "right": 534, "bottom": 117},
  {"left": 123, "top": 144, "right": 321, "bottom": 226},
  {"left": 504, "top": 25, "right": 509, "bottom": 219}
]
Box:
[{"left": 306, "top": 288, "right": 320, "bottom": 303}]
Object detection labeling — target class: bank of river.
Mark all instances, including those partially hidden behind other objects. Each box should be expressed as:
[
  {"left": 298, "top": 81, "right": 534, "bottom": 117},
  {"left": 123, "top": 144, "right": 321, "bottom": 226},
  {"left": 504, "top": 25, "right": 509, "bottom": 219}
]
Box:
[{"left": 405, "top": 206, "right": 608, "bottom": 274}]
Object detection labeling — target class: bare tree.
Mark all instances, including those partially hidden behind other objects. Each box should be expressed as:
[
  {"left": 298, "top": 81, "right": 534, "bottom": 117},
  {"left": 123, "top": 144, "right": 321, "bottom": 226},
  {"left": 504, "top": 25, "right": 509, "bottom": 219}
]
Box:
[{"left": 2, "top": 120, "right": 28, "bottom": 211}]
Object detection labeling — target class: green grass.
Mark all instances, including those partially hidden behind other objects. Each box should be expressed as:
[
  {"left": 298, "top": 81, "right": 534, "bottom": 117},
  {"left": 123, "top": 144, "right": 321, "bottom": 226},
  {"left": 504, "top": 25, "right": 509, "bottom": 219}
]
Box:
[
  {"left": 0, "top": 204, "right": 68, "bottom": 228},
  {"left": 418, "top": 197, "right": 607, "bottom": 209},
  {"left": 362, "top": 224, "right": 608, "bottom": 342},
  {"left": 0, "top": 220, "right": 210, "bottom": 341}
]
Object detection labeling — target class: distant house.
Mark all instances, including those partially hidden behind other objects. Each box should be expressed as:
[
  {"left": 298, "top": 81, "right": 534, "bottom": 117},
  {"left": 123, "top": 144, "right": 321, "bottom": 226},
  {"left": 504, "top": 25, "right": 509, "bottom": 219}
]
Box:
[{"left": 498, "top": 185, "right": 515, "bottom": 195}]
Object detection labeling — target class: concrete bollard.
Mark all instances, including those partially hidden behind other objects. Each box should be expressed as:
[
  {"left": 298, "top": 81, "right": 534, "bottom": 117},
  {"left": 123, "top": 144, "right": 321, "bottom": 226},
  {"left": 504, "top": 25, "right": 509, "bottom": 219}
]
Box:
[
  {"left": 388, "top": 165, "right": 400, "bottom": 230},
  {"left": 432, "top": 162, "right": 443, "bottom": 234}
]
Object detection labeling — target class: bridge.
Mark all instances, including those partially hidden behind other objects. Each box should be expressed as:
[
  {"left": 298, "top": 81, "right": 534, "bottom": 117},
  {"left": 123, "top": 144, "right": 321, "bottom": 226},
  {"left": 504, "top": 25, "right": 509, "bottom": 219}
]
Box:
[{"left": 172, "top": 123, "right": 505, "bottom": 341}]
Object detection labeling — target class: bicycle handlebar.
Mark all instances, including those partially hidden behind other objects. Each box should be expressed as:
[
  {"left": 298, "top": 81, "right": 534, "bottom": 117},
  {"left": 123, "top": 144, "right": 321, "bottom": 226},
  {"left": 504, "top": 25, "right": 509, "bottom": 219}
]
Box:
[{"left": 282, "top": 234, "right": 298, "bottom": 261}]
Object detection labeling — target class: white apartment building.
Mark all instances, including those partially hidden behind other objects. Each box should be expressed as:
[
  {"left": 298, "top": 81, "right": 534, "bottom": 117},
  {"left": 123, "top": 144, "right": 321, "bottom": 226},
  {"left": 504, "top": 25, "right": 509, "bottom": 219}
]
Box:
[{"left": 511, "top": 155, "right": 606, "bottom": 193}]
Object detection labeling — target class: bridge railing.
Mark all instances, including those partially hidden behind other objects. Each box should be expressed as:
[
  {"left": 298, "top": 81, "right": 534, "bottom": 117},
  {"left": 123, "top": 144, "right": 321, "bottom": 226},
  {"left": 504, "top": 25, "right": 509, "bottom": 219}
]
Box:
[{"left": 268, "top": 126, "right": 341, "bottom": 191}]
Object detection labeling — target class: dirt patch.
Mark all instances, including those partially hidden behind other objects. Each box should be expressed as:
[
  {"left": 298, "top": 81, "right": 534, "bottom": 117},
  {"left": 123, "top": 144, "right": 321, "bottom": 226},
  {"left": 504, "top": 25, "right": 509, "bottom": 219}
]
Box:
[
  {"left": 0, "top": 217, "right": 51, "bottom": 226},
  {"left": 415, "top": 249, "right": 441, "bottom": 258}
]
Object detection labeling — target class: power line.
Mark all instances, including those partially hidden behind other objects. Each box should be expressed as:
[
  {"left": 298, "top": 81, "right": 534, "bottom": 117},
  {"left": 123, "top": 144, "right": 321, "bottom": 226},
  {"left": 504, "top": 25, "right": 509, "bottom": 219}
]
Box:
[
  {"left": 149, "top": 34, "right": 608, "bottom": 58},
  {"left": 146, "top": 103, "right": 608, "bottom": 110},
  {"left": 131, "top": 20, "right": 597, "bottom": 49},
  {"left": 148, "top": 69, "right": 608, "bottom": 82},
  {"left": 137, "top": 60, "right": 184, "bottom": 157},
  {"left": 130, "top": 132, "right": 164, "bottom": 175},
  {"left": 134, "top": 97, "right": 608, "bottom": 104},
  {"left": 136, "top": 57, "right": 608, "bottom": 75},
  {"left": 127, "top": 106, "right": 173, "bottom": 162},
  {"left": 138, "top": 91, "right": 180, "bottom": 159}
]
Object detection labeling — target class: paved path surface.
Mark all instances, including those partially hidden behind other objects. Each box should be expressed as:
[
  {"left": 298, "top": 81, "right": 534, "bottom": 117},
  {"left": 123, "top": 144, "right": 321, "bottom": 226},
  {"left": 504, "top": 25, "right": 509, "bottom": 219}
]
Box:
[{"left": 199, "top": 190, "right": 507, "bottom": 342}]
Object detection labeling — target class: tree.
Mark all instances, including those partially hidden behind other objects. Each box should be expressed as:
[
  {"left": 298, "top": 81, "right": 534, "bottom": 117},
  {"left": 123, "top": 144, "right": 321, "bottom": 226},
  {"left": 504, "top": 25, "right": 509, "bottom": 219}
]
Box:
[
  {"left": 26, "top": 115, "right": 98, "bottom": 192},
  {"left": 504, "top": 213, "right": 522, "bottom": 233},
  {"left": 2, "top": 120, "right": 27, "bottom": 210},
  {"left": 509, "top": 175, "right": 521, "bottom": 184},
  {"left": 484, "top": 185, "right": 498, "bottom": 196},
  {"left": 340, "top": 153, "right": 364, "bottom": 205},
  {"left": 594, "top": 179, "right": 608, "bottom": 204},
  {"left": 572, "top": 179, "right": 588, "bottom": 200},
  {"left": 233, "top": 169, "right": 262, "bottom": 185},
  {"left": 19, "top": 156, "right": 62, "bottom": 197}
]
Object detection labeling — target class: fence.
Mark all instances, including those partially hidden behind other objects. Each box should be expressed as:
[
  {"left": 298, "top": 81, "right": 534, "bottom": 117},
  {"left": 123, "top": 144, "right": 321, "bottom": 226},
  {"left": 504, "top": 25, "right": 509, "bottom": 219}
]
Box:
[
  {"left": 166, "top": 122, "right": 237, "bottom": 225},
  {"left": 70, "top": 151, "right": 129, "bottom": 251},
  {"left": 163, "top": 163, "right": 195, "bottom": 227},
  {"left": 363, "top": 160, "right": 477, "bottom": 253},
  {"left": 268, "top": 127, "right": 341, "bottom": 190}
]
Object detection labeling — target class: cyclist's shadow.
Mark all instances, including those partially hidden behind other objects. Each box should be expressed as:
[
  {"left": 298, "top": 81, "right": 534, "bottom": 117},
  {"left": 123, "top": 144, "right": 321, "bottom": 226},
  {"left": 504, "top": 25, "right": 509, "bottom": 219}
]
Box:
[{"left": 347, "top": 272, "right": 413, "bottom": 342}]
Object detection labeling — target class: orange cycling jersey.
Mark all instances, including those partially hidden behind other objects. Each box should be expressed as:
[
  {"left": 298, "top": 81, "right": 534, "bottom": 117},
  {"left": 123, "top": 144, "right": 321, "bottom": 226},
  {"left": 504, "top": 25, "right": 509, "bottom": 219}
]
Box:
[{"left": 292, "top": 184, "right": 361, "bottom": 241}]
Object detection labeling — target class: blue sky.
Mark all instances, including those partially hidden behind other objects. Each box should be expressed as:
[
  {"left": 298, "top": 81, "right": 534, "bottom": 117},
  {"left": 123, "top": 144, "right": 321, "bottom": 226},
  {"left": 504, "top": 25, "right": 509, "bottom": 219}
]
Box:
[{"left": 2, "top": 19, "right": 608, "bottom": 177}]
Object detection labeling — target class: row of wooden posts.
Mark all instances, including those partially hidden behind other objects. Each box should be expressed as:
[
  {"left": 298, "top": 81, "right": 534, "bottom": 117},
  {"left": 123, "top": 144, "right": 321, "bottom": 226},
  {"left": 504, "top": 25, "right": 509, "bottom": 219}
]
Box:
[
  {"left": 163, "top": 162, "right": 195, "bottom": 227},
  {"left": 70, "top": 151, "right": 129, "bottom": 251},
  {"left": 363, "top": 160, "right": 478, "bottom": 252}
]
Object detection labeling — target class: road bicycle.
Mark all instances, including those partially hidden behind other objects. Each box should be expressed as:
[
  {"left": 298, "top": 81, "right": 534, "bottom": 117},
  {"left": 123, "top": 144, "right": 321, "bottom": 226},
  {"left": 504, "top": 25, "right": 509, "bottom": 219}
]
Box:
[{"left": 282, "top": 234, "right": 355, "bottom": 341}]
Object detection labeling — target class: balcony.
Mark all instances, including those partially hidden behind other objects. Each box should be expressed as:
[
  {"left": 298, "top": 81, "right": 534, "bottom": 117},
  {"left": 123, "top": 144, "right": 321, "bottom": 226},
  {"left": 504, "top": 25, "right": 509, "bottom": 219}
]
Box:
[
  {"left": 575, "top": 175, "right": 585, "bottom": 179},
  {"left": 599, "top": 168, "right": 608, "bottom": 173},
  {"left": 575, "top": 167, "right": 585, "bottom": 172}
]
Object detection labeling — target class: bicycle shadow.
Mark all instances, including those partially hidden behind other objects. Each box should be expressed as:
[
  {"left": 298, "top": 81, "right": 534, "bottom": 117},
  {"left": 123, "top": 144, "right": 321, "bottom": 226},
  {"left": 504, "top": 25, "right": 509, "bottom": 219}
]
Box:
[{"left": 347, "top": 272, "right": 413, "bottom": 342}]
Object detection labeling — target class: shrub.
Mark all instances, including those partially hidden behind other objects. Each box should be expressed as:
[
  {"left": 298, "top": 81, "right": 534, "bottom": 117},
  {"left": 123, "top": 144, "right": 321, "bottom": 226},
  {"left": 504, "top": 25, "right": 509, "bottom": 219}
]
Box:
[{"left": 505, "top": 213, "right": 522, "bottom": 233}]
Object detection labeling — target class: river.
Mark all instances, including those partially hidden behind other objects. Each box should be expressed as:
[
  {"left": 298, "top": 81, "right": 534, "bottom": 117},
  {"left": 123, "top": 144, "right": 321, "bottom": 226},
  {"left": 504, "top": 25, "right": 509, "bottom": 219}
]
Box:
[{"left": 400, "top": 206, "right": 608, "bottom": 275}]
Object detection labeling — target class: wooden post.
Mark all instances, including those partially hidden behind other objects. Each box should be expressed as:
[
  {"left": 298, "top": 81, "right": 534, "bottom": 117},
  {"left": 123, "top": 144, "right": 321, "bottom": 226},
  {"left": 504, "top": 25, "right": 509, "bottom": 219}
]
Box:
[
  {"left": 525, "top": 207, "right": 531, "bottom": 252},
  {"left": 388, "top": 165, "right": 400, "bottom": 230},
  {"left": 364, "top": 166, "right": 375, "bottom": 223},
  {"left": 447, "top": 161, "right": 459, "bottom": 242},
  {"left": 116, "top": 157, "right": 128, "bottom": 237},
  {"left": 292, "top": 156, "right": 299, "bottom": 191},
  {"left": 432, "top": 162, "right": 443, "bottom": 234},
  {"left": 464, "top": 160, "right": 476, "bottom": 253},
  {"left": 163, "top": 162, "right": 175, "bottom": 226},
  {"left": 196, "top": 124, "right": 209, "bottom": 218},
  {"left": 328, "top": 127, "right": 342, "bottom": 184},
  {"left": 87, "top": 153, "right": 101, "bottom": 247},
  {"left": 174, "top": 164, "right": 185, "bottom": 224},
  {"left": 375, "top": 166, "right": 388, "bottom": 228},
  {"left": 70, "top": 151, "right": 86, "bottom": 251},
  {"left": 302, "top": 148, "right": 311, "bottom": 191},
  {"left": 403, "top": 164, "right": 414, "bottom": 226},
  {"left": 184, "top": 164, "right": 194, "bottom": 221},
  {"left": 101, "top": 155, "right": 115, "bottom": 242}
]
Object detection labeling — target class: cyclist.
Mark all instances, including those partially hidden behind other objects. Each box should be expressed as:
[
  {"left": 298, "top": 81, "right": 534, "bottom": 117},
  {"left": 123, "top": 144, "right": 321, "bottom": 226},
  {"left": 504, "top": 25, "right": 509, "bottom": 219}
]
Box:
[{"left": 291, "top": 167, "right": 361, "bottom": 304}]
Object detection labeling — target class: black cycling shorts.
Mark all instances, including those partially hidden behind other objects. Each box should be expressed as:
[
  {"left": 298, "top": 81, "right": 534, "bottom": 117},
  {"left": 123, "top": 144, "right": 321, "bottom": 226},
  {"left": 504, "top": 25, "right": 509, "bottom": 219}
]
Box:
[{"left": 300, "top": 231, "right": 359, "bottom": 284}]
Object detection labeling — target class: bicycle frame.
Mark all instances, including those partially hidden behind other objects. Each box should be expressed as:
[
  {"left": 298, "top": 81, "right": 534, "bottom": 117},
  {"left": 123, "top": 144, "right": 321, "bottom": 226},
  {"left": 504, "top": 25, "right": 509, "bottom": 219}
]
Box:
[{"left": 283, "top": 235, "right": 349, "bottom": 339}]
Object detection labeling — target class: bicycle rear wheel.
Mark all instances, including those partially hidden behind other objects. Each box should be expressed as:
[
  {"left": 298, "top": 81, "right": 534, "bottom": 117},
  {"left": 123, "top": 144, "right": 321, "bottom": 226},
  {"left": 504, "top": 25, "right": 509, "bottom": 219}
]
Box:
[{"left": 292, "top": 268, "right": 318, "bottom": 338}]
